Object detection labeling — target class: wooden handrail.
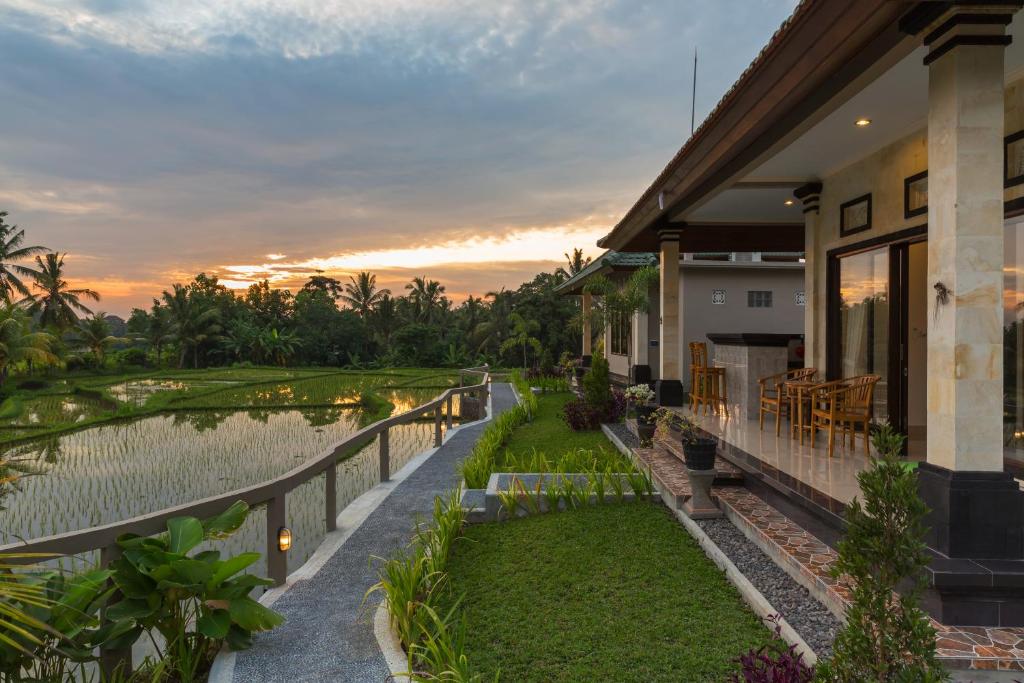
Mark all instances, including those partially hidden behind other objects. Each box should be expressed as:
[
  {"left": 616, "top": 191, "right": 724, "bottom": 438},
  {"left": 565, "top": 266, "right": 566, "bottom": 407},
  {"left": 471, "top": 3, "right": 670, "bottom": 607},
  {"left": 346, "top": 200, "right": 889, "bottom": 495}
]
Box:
[{"left": 0, "top": 366, "right": 490, "bottom": 569}]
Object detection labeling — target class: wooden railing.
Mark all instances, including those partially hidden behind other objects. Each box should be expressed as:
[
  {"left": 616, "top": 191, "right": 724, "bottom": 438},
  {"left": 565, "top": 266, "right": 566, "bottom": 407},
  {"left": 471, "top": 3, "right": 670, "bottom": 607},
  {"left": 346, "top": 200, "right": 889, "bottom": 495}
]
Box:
[{"left": 0, "top": 365, "right": 490, "bottom": 586}]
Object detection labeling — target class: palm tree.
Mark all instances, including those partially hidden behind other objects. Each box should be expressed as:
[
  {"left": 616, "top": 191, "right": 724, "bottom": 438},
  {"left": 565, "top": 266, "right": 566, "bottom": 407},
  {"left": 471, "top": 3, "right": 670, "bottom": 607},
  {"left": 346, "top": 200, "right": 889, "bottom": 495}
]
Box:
[
  {"left": 341, "top": 272, "right": 390, "bottom": 316},
  {"left": 405, "top": 276, "right": 446, "bottom": 323},
  {"left": 499, "top": 312, "right": 542, "bottom": 368},
  {"left": 24, "top": 253, "right": 99, "bottom": 332},
  {"left": 559, "top": 248, "right": 592, "bottom": 278},
  {"left": 0, "top": 304, "right": 56, "bottom": 385},
  {"left": 161, "top": 284, "right": 221, "bottom": 369},
  {"left": 74, "top": 313, "right": 122, "bottom": 363},
  {"left": 146, "top": 304, "right": 173, "bottom": 366},
  {"left": 371, "top": 294, "right": 398, "bottom": 345},
  {"left": 0, "top": 213, "right": 46, "bottom": 304},
  {"left": 473, "top": 288, "right": 514, "bottom": 356}
]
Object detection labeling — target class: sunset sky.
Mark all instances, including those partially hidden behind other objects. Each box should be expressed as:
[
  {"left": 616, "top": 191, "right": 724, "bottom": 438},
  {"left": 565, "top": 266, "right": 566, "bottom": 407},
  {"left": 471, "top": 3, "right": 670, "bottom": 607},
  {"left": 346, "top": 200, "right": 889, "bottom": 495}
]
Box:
[{"left": 0, "top": 0, "right": 796, "bottom": 316}]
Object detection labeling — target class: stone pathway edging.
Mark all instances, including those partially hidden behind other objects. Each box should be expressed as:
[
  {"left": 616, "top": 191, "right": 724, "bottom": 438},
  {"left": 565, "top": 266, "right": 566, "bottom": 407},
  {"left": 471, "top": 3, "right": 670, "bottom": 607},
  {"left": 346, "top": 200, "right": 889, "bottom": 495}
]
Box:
[{"left": 211, "top": 385, "right": 512, "bottom": 683}]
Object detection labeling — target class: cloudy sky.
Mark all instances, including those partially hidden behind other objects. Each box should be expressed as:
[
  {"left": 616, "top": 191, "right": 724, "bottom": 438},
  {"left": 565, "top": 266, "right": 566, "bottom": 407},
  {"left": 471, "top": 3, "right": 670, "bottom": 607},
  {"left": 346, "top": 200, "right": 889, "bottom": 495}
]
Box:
[{"left": 0, "top": 0, "right": 796, "bottom": 315}]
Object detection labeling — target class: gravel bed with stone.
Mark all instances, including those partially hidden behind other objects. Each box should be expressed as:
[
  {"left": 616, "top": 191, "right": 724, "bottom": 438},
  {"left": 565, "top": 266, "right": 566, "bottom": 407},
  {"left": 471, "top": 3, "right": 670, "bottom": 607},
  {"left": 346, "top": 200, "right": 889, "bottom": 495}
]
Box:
[
  {"left": 605, "top": 421, "right": 641, "bottom": 449},
  {"left": 696, "top": 516, "right": 840, "bottom": 658}
]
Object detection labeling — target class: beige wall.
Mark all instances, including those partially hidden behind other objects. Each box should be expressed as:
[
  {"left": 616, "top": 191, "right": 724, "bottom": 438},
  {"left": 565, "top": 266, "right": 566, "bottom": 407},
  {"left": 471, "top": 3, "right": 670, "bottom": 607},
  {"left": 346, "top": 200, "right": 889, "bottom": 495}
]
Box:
[
  {"left": 681, "top": 264, "right": 805, "bottom": 391},
  {"left": 808, "top": 77, "right": 1024, "bottom": 374}
]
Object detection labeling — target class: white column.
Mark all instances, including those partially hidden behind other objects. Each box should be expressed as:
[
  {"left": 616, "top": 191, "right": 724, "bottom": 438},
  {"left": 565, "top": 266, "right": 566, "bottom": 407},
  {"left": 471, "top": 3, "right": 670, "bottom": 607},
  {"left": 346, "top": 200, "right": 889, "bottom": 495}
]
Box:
[
  {"left": 795, "top": 183, "right": 822, "bottom": 371},
  {"left": 655, "top": 230, "right": 684, "bottom": 405},
  {"left": 926, "top": 10, "right": 1010, "bottom": 473},
  {"left": 581, "top": 291, "right": 592, "bottom": 358}
]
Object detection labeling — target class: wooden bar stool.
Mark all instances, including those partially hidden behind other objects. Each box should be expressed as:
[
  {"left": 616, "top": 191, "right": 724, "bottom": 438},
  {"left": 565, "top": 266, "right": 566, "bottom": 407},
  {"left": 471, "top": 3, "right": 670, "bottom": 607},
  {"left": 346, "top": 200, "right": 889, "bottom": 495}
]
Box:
[{"left": 689, "top": 342, "right": 729, "bottom": 417}]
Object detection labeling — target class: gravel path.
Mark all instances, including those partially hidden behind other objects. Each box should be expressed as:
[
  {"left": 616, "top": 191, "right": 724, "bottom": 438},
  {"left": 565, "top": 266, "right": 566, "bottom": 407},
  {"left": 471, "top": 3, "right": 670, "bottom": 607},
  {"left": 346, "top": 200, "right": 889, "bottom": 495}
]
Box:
[
  {"left": 606, "top": 421, "right": 640, "bottom": 449},
  {"left": 608, "top": 419, "right": 839, "bottom": 655},
  {"left": 229, "top": 383, "right": 517, "bottom": 683},
  {"left": 696, "top": 516, "right": 840, "bottom": 657}
]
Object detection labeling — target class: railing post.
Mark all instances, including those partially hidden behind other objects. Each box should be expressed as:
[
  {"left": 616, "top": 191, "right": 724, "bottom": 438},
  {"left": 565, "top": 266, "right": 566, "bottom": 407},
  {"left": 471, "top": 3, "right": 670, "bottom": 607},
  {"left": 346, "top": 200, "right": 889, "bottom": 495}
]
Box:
[
  {"left": 99, "top": 543, "right": 132, "bottom": 679},
  {"left": 380, "top": 428, "right": 390, "bottom": 482},
  {"left": 446, "top": 395, "right": 454, "bottom": 432},
  {"left": 266, "top": 493, "right": 287, "bottom": 587},
  {"left": 434, "top": 405, "right": 443, "bottom": 447},
  {"left": 325, "top": 461, "right": 337, "bottom": 532}
]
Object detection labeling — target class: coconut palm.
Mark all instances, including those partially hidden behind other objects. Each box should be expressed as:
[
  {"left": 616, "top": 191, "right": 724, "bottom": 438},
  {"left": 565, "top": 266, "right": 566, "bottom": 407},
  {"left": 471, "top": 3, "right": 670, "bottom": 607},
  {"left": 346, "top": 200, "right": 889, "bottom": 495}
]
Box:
[
  {"left": 145, "top": 304, "right": 173, "bottom": 366},
  {"left": 559, "top": 248, "right": 592, "bottom": 278},
  {"left": 499, "top": 312, "right": 542, "bottom": 368},
  {"left": 73, "top": 313, "right": 123, "bottom": 363},
  {"left": 161, "top": 284, "right": 221, "bottom": 369},
  {"left": 0, "top": 212, "right": 46, "bottom": 304},
  {"left": 405, "top": 276, "right": 446, "bottom": 324},
  {"left": 0, "top": 304, "right": 56, "bottom": 385},
  {"left": 341, "top": 272, "right": 390, "bottom": 316},
  {"left": 24, "top": 253, "right": 99, "bottom": 332},
  {"left": 473, "top": 288, "right": 514, "bottom": 355},
  {"left": 371, "top": 294, "right": 398, "bottom": 345}
]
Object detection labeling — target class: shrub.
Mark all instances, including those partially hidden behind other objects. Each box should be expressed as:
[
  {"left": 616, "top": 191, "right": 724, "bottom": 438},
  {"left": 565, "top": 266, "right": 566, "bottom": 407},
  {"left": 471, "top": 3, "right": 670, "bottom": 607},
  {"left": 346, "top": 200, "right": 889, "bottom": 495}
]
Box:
[
  {"left": 582, "top": 353, "right": 611, "bottom": 411},
  {"left": 15, "top": 379, "right": 50, "bottom": 391},
  {"left": 815, "top": 424, "right": 945, "bottom": 682},
  {"left": 115, "top": 347, "right": 149, "bottom": 368},
  {"left": 729, "top": 615, "right": 814, "bottom": 682},
  {"left": 563, "top": 389, "right": 625, "bottom": 431}
]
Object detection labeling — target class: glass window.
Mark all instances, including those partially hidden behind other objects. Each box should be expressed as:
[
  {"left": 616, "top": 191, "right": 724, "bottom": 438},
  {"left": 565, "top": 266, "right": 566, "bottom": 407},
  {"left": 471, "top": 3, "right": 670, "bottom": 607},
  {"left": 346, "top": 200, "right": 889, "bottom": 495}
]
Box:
[
  {"left": 1005, "top": 222, "right": 1024, "bottom": 470},
  {"left": 838, "top": 247, "right": 889, "bottom": 421},
  {"left": 610, "top": 311, "right": 630, "bottom": 356},
  {"left": 747, "top": 291, "right": 773, "bottom": 308}
]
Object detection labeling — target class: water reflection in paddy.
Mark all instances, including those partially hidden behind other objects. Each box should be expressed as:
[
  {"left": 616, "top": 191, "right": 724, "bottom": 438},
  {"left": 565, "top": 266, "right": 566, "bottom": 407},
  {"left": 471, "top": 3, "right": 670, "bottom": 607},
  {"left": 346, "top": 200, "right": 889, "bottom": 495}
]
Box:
[{"left": 0, "top": 397, "right": 460, "bottom": 577}]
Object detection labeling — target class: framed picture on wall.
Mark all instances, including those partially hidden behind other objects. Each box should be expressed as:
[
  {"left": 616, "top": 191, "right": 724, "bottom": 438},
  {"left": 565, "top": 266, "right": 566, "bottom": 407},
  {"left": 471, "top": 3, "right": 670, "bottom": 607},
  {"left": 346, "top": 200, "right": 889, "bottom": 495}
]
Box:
[
  {"left": 840, "top": 193, "right": 872, "bottom": 237},
  {"left": 904, "top": 171, "right": 927, "bottom": 219},
  {"left": 1006, "top": 131, "right": 1024, "bottom": 187}
]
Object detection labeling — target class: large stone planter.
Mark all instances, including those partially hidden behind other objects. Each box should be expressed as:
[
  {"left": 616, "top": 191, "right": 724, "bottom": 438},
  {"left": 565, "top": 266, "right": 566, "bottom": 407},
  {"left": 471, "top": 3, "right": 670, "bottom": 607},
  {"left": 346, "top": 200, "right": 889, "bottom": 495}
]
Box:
[
  {"left": 682, "top": 437, "right": 717, "bottom": 470},
  {"left": 683, "top": 468, "right": 721, "bottom": 519}
]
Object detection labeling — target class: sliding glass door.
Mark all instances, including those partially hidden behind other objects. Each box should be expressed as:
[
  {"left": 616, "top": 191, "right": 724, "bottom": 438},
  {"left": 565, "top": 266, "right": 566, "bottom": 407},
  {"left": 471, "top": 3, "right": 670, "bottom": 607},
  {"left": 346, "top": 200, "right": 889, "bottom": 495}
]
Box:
[{"left": 834, "top": 246, "right": 890, "bottom": 422}]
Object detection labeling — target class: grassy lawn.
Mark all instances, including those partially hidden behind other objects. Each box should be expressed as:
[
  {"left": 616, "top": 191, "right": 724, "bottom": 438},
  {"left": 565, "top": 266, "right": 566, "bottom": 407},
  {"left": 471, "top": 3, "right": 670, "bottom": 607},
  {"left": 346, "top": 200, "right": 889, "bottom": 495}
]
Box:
[
  {"left": 504, "top": 391, "right": 617, "bottom": 459},
  {"left": 440, "top": 503, "right": 770, "bottom": 682}
]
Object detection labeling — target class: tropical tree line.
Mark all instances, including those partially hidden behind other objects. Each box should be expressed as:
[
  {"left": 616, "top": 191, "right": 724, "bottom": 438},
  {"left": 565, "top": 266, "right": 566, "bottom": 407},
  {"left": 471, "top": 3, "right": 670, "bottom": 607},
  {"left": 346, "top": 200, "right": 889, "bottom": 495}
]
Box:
[{"left": 0, "top": 211, "right": 596, "bottom": 375}]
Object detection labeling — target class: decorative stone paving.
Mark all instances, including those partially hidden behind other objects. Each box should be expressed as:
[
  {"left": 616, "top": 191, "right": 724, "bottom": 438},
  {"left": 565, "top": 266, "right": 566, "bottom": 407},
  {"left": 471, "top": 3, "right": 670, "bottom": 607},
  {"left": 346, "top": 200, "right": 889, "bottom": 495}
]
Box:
[{"left": 717, "top": 485, "right": 1024, "bottom": 671}]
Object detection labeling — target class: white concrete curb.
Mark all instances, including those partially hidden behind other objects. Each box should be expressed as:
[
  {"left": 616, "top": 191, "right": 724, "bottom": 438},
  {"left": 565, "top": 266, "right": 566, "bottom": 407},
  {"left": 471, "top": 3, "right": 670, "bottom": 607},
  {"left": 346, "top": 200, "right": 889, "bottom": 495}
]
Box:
[
  {"left": 209, "top": 389, "right": 495, "bottom": 683},
  {"left": 374, "top": 599, "right": 412, "bottom": 681}
]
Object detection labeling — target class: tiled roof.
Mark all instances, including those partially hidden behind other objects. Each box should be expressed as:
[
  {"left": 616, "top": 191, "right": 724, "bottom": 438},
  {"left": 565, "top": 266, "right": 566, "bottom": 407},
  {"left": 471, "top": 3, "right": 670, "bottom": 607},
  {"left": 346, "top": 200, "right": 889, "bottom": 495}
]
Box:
[
  {"left": 599, "top": 0, "right": 815, "bottom": 247},
  {"left": 554, "top": 251, "right": 658, "bottom": 294}
]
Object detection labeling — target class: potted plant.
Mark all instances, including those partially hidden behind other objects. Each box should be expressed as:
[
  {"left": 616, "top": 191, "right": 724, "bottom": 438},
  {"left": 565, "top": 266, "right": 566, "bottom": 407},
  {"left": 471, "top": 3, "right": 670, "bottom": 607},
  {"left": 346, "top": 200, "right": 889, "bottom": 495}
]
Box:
[
  {"left": 676, "top": 414, "right": 717, "bottom": 470},
  {"left": 625, "top": 383, "right": 656, "bottom": 442}
]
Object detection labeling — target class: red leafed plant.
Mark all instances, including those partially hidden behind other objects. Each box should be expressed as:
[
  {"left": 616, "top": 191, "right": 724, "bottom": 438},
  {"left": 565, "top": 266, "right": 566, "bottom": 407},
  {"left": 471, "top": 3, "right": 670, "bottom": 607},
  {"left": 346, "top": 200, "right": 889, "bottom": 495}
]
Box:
[{"left": 729, "top": 615, "right": 815, "bottom": 683}]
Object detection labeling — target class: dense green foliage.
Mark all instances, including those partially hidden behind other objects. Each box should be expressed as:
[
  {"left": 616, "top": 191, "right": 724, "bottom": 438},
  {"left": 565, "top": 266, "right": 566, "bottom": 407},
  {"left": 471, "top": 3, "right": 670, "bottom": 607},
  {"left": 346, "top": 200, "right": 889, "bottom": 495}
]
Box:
[
  {"left": 816, "top": 425, "right": 945, "bottom": 682},
  {"left": 439, "top": 504, "right": 770, "bottom": 682},
  {"left": 0, "top": 502, "right": 281, "bottom": 682}
]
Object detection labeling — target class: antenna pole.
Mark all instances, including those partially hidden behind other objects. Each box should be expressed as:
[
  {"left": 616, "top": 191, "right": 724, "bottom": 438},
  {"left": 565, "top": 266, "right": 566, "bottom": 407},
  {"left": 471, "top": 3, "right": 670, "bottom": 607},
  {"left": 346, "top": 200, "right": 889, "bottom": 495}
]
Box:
[{"left": 690, "top": 47, "right": 697, "bottom": 135}]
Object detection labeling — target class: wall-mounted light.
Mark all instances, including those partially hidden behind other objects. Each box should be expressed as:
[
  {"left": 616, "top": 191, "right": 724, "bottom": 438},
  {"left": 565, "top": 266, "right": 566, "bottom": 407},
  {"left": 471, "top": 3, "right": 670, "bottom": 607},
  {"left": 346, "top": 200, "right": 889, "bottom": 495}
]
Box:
[
  {"left": 855, "top": 118, "right": 872, "bottom": 127},
  {"left": 784, "top": 199, "right": 794, "bottom": 206},
  {"left": 278, "top": 527, "right": 292, "bottom": 553}
]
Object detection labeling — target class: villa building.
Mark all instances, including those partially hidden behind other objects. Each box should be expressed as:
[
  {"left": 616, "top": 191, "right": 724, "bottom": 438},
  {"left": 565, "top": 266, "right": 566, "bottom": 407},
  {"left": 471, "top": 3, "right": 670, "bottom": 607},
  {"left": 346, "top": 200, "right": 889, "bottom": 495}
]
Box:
[
  {"left": 556, "top": 250, "right": 804, "bottom": 390},
  {"left": 586, "top": 0, "right": 1024, "bottom": 631}
]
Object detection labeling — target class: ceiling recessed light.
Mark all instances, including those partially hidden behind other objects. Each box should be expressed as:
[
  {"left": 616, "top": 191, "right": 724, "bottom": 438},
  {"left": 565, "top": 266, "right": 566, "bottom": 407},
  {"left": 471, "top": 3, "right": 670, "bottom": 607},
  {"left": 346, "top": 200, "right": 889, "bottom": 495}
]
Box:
[
  {"left": 784, "top": 199, "right": 794, "bottom": 206},
  {"left": 855, "top": 118, "right": 872, "bottom": 127}
]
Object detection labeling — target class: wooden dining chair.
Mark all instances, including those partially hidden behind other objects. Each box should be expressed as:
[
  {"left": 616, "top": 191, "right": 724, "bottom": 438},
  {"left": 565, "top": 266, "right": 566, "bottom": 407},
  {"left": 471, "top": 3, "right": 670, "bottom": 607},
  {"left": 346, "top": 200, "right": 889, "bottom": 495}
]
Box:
[
  {"left": 809, "top": 375, "right": 880, "bottom": 458},
  {"left": 757, "top": 368, "right": 816, "bottom": 436}
]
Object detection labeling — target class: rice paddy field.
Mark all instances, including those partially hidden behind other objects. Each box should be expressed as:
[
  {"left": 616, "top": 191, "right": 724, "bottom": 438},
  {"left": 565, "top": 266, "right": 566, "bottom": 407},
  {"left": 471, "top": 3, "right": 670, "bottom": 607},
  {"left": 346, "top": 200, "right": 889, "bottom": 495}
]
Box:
[{"left": 0, "top": 367, "right": 468, "bottom": 576}]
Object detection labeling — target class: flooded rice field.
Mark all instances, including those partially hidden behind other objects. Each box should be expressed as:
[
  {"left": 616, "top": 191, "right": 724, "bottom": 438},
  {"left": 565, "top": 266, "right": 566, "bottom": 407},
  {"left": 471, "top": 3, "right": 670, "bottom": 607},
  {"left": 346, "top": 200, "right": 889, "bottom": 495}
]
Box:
[{"left": 0, "top": 369, "right": 468, "bottom": 577}]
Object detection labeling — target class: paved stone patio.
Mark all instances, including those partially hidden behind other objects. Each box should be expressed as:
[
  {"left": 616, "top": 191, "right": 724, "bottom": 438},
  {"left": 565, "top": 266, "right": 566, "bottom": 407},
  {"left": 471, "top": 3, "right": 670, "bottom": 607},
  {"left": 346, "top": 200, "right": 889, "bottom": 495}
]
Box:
[{"left": 228, "top": 383, "right": 516, "bottom": 682}]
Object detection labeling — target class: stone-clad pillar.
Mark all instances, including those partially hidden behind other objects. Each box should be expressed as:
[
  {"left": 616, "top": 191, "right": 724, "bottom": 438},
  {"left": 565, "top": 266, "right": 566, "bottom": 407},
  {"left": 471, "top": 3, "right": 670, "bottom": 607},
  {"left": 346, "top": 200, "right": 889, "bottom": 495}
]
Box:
[
  {"left": 916, "top": 6, "right": 1024, "bottom": 565},
  {"left": 794, "top": 183, "right": 822, "bottom": 371},
  {"left": 581, "top": 290, "right": 592, "bottom": 366},
  {"left": 655, "top": 230, "right": 684, "bottom": 405}
]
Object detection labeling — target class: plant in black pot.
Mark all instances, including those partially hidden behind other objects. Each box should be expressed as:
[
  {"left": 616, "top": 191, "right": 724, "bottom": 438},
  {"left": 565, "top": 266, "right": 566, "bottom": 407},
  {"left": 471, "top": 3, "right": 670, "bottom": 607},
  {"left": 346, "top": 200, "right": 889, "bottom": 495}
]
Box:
[
  {"left": 677, "top": 415, "right": 717, "bottom": 470},
  {"left": 625, "top": 384, "right": 657, "bottom": 444}
]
